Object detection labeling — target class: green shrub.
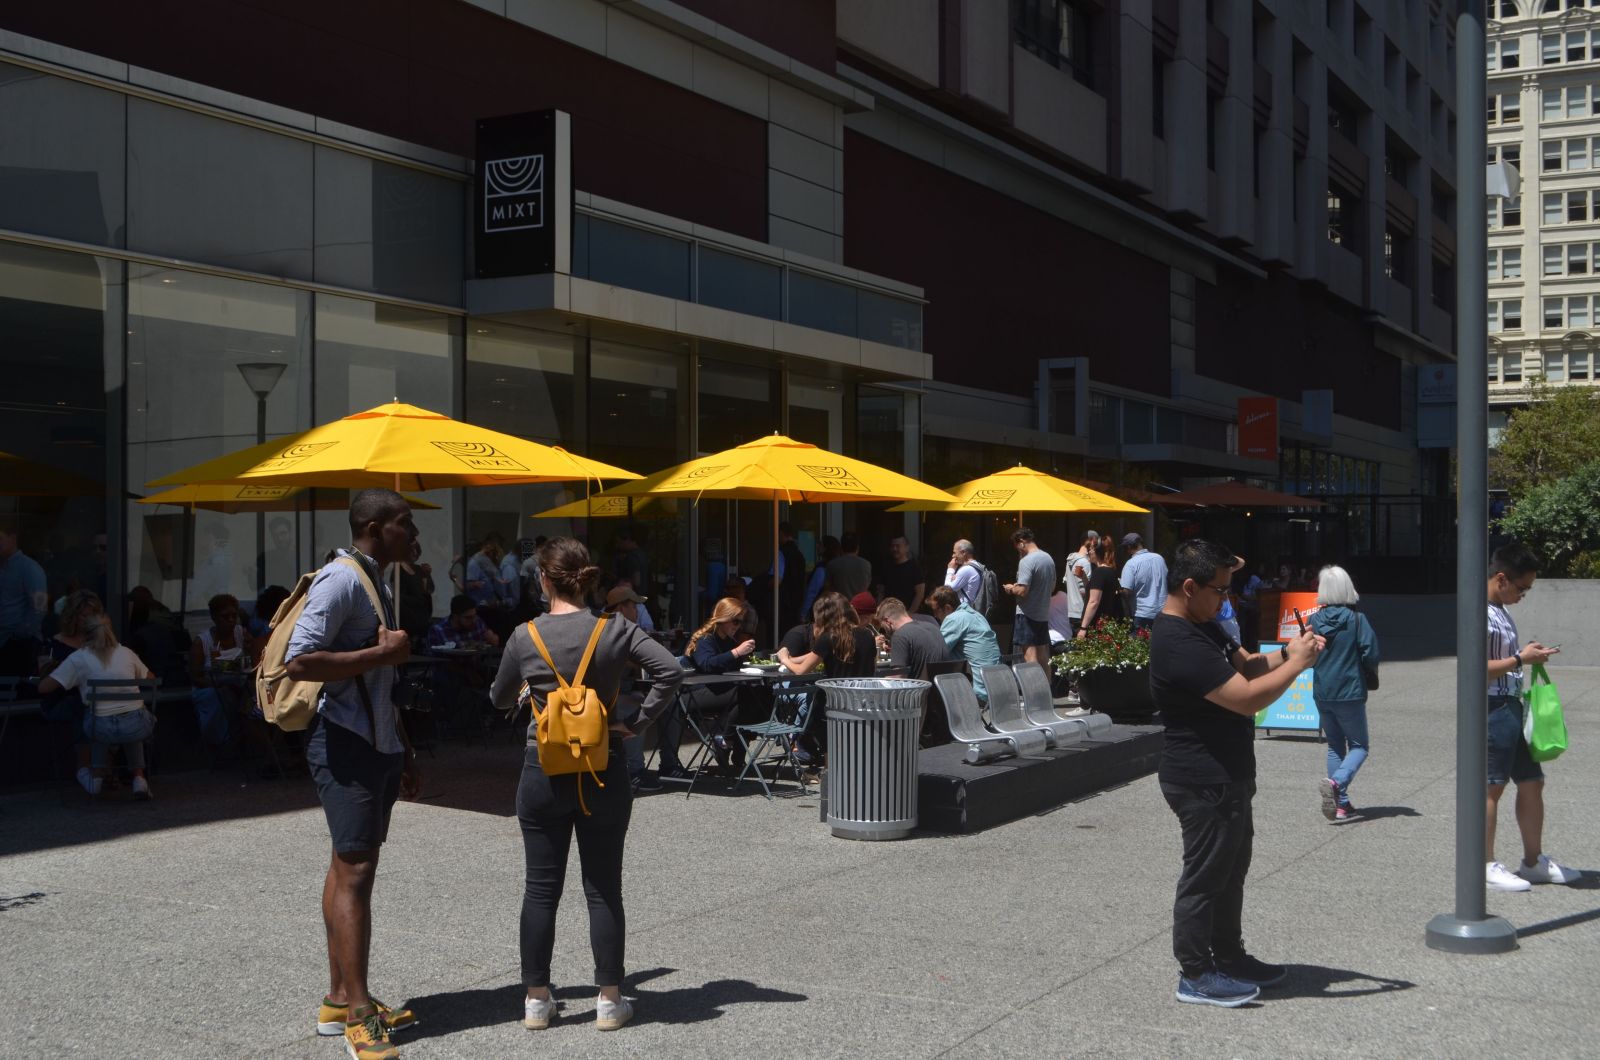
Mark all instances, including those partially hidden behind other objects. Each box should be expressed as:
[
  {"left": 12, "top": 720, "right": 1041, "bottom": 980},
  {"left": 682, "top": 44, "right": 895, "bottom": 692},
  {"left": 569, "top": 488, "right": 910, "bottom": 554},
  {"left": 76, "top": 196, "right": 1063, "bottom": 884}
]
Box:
[{"left": 1498, "top": 459, "right": 1600, "bottom": 577}]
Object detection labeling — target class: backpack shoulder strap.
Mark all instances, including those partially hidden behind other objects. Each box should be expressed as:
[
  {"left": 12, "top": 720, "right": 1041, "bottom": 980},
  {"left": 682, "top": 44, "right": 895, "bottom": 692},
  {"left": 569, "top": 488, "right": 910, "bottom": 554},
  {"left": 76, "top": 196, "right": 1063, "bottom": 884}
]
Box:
[
  {"left": 526, "top": 620, "right": 568, "bottom": 690},
  {"left": 572, "top": 615, "right": 610, "bottom": 687},
  {"left": 336, "top": 556, "right": 389, "bottom": 628}
]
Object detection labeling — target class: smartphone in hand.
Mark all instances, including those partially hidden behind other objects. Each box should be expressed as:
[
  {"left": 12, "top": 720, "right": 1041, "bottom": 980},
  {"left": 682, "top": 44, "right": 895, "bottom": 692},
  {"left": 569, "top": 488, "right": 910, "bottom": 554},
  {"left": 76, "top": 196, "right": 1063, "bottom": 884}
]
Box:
[{"left": 1293, "top": 608, "right": 1307, "bottom": 635}]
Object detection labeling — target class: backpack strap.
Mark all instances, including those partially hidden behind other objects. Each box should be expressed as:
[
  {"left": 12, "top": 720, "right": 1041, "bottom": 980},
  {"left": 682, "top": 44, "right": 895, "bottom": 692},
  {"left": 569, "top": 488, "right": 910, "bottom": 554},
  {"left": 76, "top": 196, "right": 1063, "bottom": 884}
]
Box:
[
  {"left": 526, "top": 621, "right": 566, "bottom": 691},
  {"left": 526, "top": 615, "right": 610, "bottom": 691}
]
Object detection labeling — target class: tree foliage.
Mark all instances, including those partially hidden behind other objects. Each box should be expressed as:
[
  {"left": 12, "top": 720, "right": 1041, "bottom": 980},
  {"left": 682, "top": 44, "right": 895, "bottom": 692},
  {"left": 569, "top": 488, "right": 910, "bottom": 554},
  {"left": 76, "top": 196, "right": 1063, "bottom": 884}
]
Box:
[
  {"left": 1497, "top": 458, "right": 1600, "bottom": 577},
  {"left": 1491, "top": 383, "right": 1600, "bottom": 497}
]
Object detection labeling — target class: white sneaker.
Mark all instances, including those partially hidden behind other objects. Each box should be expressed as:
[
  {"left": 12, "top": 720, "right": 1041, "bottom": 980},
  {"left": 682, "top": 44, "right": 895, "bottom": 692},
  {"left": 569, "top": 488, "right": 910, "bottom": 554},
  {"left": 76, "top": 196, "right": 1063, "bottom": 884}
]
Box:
[
  {"left": 594, "top": 995, "right": 633, "bottom": 1031},
  {"left": 77, "top": 768, "right": 102, "bottom": 796},
  {"left": 1062, "top": 706, "right": 1092, "bottom": 718},
  {"left": 1487, "top": 861, "right": 1533, "bottom": 892},
  {"left": 523, "top": 994, "right": 556, "bottom": 1030},
  {"left": 1515, "top": 853, "right": 1582, "bottom": 885},
  {"left": 131, "top": 776, "right": 152, "bottom": 801}
]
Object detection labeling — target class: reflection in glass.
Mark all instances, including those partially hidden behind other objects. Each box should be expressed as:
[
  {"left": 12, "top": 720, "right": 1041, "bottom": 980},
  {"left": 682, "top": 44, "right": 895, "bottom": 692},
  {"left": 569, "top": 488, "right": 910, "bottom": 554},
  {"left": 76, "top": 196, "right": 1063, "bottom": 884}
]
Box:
[
  {"left": 698, "top": 248, "right": 781, "bottom": 319},
  {"left": 575, "top": 215, "right": 691, "bottom": 301},
  {"left": 789, "top": 271, "right": 857, "bottom": 335},
  {"left": 128, "top": 267, "right": 311, "bottom": 620},
  {"left": 0, "top": 62, "right": 126, "bottom": 247}
]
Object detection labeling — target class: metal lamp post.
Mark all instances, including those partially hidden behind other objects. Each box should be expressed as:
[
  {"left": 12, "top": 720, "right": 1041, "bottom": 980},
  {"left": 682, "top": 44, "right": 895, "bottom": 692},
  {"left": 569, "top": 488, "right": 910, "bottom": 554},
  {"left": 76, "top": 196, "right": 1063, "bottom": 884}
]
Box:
[
  {"left": 1424, "top": 2, "right": 1519, "bottom": 955},
  {"left": 237, "top": 361, "right": 288, "bottom": 592}
]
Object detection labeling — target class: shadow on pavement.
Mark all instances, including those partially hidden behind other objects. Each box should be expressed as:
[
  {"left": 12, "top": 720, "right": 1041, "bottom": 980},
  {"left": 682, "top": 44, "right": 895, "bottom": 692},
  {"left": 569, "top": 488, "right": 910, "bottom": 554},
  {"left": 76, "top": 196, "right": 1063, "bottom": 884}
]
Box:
[
  {"left": 1271, "top": 964, "right": 1416, "bottom": 1000},
  {"left": 1517, "top": 902, "right": 1600, "bottom": 939},
  {"left": 1343, "top": 805, "right": 1422, "bottom": 822},
  {"left": 403, "top": 966, "right": 806, "bottom": 1038}
]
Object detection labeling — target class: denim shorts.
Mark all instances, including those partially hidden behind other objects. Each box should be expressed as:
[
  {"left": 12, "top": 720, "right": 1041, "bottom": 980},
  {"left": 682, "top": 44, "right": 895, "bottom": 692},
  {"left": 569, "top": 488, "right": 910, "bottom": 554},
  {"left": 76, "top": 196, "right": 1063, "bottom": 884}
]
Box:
[
  {"left": 1013, "top": 614, "right": 1052, "bottom": 647},
  {"left": 306, "top": 716, "right": 404, "bottom": 853},
  {"left": 1487, "top": 695, "right": 1543, "bottom": 786}
]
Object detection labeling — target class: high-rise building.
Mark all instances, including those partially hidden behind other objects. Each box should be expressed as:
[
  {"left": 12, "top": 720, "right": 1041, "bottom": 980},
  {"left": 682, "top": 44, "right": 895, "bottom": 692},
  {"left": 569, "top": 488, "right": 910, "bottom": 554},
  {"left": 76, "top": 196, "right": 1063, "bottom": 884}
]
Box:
[
  {"left": 0, "top": 0, "right": 1463, "bottom": 635},
  {"left": 1487, "top": 0, "right": 1600, "bottom": 425}
]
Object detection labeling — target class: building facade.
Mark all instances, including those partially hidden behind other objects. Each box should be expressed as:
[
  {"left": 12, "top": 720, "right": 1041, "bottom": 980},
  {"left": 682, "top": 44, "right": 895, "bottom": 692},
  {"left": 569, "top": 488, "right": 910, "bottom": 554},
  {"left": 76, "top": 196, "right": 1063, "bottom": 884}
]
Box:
[
  {"left": 0, "top": 0, "right": 1461, "bottom": 640},
  {"left": 1486, "top": 0, "right": 1600, "bottom": 430}
]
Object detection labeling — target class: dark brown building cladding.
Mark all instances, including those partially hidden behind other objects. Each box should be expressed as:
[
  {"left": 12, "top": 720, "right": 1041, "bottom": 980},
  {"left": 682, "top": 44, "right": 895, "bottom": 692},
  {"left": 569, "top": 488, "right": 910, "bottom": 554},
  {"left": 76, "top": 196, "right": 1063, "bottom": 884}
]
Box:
[
  {"left": 1194, "top": 271, "right": 1402, "bottom": 431},
  {"left": 843, "top": 130, "right": 1169, "bottom": 397},
  {"left": 673, "top": 0, "right": 837, "bottom": 76},
  {"left": 0, "top": 0, "right": 769, "bottom": 241}
]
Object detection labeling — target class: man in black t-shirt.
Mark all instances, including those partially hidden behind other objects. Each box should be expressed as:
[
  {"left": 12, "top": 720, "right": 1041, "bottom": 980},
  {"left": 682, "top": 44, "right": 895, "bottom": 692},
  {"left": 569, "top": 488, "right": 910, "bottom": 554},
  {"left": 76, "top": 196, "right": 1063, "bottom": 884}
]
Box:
[
  {"left": 1151, "top": 539, "right": 1322, "bottom": 1009},
  {"left": 879, "top": 535, "right": 926, "bottom": 616}
]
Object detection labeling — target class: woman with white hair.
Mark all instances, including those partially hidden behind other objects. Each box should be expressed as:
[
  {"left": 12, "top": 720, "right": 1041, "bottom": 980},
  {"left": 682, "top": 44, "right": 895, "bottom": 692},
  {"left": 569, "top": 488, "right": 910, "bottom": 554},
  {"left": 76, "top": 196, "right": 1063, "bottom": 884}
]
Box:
[{"left": 1308, "top": 565, "right": 1380, "bottom": 823}]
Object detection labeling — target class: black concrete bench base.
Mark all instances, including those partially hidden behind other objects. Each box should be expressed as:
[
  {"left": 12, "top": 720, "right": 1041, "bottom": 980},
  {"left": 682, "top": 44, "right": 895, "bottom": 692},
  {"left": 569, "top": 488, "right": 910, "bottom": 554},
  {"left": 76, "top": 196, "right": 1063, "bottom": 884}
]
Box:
[{"left": 913, "top": 724, "right": 1165, "bottom": 834}]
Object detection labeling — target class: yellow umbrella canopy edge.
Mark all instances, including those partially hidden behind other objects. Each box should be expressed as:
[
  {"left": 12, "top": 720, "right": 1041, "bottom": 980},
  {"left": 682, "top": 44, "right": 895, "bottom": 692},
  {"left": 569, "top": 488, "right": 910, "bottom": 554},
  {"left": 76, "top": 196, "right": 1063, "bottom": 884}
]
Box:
[
  {"left": 888, "top": 465, "right": 1148, "bottom": 514},
  {"left": 138, "top": 484, "right": 440, "bottom": 513},
  {"left": 532, "top": 495, "right": 667, "bottom": 519},
  {"left": 145, "top": 402, "right": 641, "bottom": 491}
]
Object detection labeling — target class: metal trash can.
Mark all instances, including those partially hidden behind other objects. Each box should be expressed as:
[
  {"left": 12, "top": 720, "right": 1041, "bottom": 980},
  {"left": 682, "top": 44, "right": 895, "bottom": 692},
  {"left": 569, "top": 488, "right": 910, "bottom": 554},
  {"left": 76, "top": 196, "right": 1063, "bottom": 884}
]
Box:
[{"left": 818, "top": 677, "right": 928, "bottom": 840}]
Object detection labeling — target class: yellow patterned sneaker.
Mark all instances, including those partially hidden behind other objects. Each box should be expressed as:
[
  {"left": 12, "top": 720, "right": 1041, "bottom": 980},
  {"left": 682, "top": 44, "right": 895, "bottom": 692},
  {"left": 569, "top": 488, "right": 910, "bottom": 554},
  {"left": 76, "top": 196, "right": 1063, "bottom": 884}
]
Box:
[
  {"left": 343, "top": 1009, "right": 399, "bottom": 1060},
  {"left": 318, "top": 997, "right": 417, "bottom": 1036}
]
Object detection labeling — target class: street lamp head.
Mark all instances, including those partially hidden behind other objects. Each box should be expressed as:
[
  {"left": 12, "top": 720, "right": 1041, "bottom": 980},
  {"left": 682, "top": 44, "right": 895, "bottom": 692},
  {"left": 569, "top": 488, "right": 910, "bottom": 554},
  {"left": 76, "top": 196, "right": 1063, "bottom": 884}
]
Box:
[
  {"left": 1487, "top": 159, "right": 1520, "bottom": 201},
  {"left": 236, "top": 361, "right": 287, "bottom": 398}
]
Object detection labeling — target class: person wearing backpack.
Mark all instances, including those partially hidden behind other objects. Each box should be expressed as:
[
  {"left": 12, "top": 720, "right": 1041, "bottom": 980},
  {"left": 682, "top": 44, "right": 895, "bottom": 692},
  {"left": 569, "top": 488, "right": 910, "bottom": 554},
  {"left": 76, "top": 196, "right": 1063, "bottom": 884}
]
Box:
[
  {"left": 490, "top": 537, "right": 682, "bottom": 1033},
  {"left": 282, "top": 489, "right": 420, "bottom": 1060}
]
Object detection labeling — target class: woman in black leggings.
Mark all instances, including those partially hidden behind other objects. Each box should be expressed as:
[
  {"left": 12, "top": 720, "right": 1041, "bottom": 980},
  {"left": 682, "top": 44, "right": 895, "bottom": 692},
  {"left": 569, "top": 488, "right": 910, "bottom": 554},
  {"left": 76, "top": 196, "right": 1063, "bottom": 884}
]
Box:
[{"left": 491, "top": 538, "right": 682, "bottom": 1032}]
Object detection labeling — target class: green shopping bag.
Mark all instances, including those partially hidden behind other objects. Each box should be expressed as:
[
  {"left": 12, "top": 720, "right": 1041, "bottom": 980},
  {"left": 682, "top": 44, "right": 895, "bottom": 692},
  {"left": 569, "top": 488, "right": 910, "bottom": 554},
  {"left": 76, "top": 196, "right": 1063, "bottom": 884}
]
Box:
[{"left": 1522, "top": 664, "right": 1568, "bottom": 763}]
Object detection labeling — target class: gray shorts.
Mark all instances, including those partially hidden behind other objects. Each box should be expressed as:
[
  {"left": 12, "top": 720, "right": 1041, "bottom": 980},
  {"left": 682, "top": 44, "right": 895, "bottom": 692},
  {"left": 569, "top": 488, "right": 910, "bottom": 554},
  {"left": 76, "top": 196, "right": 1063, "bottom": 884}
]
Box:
[
  {"left": 1487, "top": 695, "right": 1543, "bottom": 787},
  {"left": 306, "top": 716, "right": 404, "bottom": 853}
]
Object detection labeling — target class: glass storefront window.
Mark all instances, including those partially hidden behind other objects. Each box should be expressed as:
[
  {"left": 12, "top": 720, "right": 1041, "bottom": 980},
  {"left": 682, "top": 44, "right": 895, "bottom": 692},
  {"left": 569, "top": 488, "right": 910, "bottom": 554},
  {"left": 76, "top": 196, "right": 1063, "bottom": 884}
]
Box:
[
  {"left": 312, "top": 295, "right": 460, "bottom": 615},
  {"left": 698, "top": 248, "right": 781, "bottom": 320},
  {"left": 128, "top": 267, "right": 311, "bottom": 621},
  {"left": 698, "top": 357, "right": 777, "bottom": 454},
  {"left": 0, "top": 62, "right": 126, "bottom": 247},
  {"left": 0, "top": 241, "right": 116, "bottom": 662},
  {"left": 857, "top": 290, "right": 924, "bottom": 351},
  {"left": 789, "top": 271, "right": 858, "bottom": 336},
  {"left": 574, "top": 215, "right": 691, "bottom": 301}
]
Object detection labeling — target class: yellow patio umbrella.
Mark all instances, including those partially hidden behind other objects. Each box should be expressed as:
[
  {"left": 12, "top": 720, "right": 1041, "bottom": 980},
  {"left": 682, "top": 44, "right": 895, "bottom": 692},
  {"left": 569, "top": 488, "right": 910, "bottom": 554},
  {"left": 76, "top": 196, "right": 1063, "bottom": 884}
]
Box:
[
  {"left": 147, "top": 402, "right": 639, "bottom": 491},
  {"left": 584, "top": 434, "right": 957, "bottom": 645},
  {"left": 888, "top": 465, "right": 1149, "bottom": 524},
  {"left": 0, "top": 451, "right": 103, "bottom": 497},
  {"left": 138, "top": 484, "right": 440, "bottom": 513},
  {"left": 147, "top": 402, "right": 642, "bottom": 601},
  {"left": 532, "top": 495, "right": 663, "bottom": 519}
]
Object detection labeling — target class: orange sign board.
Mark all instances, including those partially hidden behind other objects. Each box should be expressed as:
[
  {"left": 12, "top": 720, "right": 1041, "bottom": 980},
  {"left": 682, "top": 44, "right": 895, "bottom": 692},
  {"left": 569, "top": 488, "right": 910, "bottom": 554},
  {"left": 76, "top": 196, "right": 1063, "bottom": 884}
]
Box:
[
  {"left": 1238, "top": 397, "right": 1279, "bottom": 461},
  {"left": 1275, "top": 592, "right": 1322, "bottom": 640}
]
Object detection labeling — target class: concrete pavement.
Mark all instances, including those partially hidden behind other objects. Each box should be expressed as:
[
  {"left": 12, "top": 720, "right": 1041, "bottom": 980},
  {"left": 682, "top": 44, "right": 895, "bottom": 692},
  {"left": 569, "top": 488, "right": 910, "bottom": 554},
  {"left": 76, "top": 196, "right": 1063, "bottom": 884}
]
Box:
[{"left": 3, "top": 656, "right": 1598, "bottom": 1058}]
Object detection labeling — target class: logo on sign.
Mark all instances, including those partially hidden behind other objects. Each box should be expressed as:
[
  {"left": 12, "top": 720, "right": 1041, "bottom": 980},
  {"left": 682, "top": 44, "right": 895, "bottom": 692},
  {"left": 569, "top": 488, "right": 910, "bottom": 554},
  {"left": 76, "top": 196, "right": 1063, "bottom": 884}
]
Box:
[
  {"left": 483, "top": 155, "right": 545, "bottom": 233},
  {"left": 662, "top": 465, "right": 728, "bottom": 490},
  {"left": 964, "top": 489, "right": 1016, "bottom": 509},
  {"left": 797, "top": 465, "right": 869, "bottom": 493},
  {"left": 236, "top": 485, "right": 293, "bottom": 500},
  {"left": 431, "top": 441, "right": 529, "bottom": 471},
  {"left": 253, "top": 442, "right": 338, "bottom": 473}
]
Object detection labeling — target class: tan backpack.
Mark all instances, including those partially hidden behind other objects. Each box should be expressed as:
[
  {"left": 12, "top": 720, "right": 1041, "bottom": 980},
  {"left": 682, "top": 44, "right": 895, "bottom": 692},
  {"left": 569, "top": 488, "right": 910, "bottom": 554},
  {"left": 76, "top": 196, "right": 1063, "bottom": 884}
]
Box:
[
  {"left": 256, "top": 556, "right": 388, "bottom": 730},
  {"left": 526, "top": 615, "right": 612, "bottom": 812}
]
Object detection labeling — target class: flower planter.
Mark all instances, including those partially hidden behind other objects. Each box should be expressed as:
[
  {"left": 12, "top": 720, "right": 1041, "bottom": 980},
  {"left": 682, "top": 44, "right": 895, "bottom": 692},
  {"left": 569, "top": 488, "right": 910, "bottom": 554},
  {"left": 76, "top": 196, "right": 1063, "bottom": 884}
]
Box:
[{"left": 1075, "top": 666, "right": 1157, "bottom": 722}]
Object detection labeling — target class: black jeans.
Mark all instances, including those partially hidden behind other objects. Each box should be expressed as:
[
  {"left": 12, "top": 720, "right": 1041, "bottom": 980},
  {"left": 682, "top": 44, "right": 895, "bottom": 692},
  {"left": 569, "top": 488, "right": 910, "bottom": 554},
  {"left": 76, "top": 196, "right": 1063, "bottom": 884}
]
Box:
[
  {"left": 516, "top": 745, "right": 632, "bottom": 987},
  {"left": 1161, "top": 779, "right": 1255, "bottom": 977}
]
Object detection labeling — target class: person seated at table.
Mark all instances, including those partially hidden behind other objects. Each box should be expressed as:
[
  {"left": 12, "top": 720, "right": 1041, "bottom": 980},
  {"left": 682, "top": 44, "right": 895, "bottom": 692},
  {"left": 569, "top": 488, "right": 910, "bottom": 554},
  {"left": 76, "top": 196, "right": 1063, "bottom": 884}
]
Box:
[
  {"left": 874, "top": 597, "right": 949, "bottom": 678},
  {"left": 929, "top": 585, "right": 1002, "bottom": 704},
  {"left": 248, "top": 585, "right": 291, "bottom": 641},
  {"left": 427, "top": 594, "right": 501, "bottom": 651},
  {"left": 38, "top": 589, "right": 103, "bottom": 794},
  {"left": 849, "top": 591, "right": 878, "bottom": 626},
  {"left": 782, "top": 592, "right": 876, "bottom": 679},
  {"left": 681, "top": 597, "right": 760, "bottom": 772},
  {"left": 190, "top": 593, "right": 259, "bottom": 754},
  {"left": 37, "top": 612, "right": 157, "bottom": 799}
]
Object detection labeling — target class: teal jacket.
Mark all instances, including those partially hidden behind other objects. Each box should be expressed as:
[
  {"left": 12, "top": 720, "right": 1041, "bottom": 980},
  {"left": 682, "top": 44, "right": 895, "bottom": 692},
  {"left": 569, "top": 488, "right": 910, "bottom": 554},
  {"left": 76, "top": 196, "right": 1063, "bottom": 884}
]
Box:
[
  {"left": 1309, "top": 605, "right": 1380, "bottom": 703},
  {"left": 940, "top": 602, "right": 1001, "bottom": 701}
]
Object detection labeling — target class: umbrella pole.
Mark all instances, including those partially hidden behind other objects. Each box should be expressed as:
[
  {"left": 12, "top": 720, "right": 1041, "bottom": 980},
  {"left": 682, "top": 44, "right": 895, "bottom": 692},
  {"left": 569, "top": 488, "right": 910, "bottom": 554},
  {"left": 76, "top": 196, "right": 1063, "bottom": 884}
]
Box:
[
  {"left": 178, "top": 502, "right": 192, "bottom": 621},
  {"left": 772, "top": 496, "right": 780, "bottom": 652},
  {"left": 392, "top": 473, "right": 401, "bottom": 618}
]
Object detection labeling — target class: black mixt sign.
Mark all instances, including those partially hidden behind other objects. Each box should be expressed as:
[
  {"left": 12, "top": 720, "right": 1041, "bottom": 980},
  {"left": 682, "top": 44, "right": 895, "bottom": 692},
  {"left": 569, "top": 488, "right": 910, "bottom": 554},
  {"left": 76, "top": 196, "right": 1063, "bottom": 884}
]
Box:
[{"left": 475, "top": 109, "right": 570, "bottom": 278}]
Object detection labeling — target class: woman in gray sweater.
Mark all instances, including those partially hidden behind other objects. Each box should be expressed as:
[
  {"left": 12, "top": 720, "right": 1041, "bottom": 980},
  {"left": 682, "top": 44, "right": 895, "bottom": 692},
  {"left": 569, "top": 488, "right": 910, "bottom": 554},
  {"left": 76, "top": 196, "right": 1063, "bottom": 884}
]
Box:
[{"left": 491, "top": 537, "right": 682, "bottom": 1032}]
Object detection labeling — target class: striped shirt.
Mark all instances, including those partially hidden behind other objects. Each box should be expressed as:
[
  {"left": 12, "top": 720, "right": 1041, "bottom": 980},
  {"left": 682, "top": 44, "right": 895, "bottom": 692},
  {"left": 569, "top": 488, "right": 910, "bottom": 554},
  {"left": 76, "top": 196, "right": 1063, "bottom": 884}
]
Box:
[{"left": 1487, "top": 602, "right": 1521, "bottom": 697}]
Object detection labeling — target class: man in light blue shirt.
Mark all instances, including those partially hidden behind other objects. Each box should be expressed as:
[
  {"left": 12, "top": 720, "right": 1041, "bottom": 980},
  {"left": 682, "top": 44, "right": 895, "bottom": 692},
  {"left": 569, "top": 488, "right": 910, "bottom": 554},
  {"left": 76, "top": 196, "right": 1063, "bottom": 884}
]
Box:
[
  {"left": 284, "top": 489, "right": 419, "bottom": 1051},
  {"left": 930, "top": 586, "right": 1001, "bottom": 703},
  {"left": 942, "top": 538, "right": 981, "bottom": 608},
  {"left": 1120, "top": 532, "right": 1169, "bottom": 632},
  {"left": 0, "top": 518, "right": 47, "bottom": 678}
]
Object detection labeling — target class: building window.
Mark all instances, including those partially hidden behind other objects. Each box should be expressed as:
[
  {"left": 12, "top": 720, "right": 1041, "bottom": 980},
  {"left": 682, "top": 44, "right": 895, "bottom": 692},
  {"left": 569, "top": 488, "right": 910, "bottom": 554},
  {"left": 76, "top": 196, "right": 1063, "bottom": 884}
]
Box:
[
  {"left": 1546, "top": 245, "right": 1564, "bottom": 275},
  {"left": 1546, "top": 297, "right": 1564, "bottom": 329},
  {"left": 1571, "top": 244, "right": 1589, "bottom": 274},
  {"left": 1543, "top": 34, "right": 1562, "bottom": 65},
  {"left": 1328, "top": 188, "right": 1345, "bottom": 244},
  {"left": 1503, "top": 39, "right": 1521, "bottom": 68},
  {"left": 1491, "top": 299, "right": 1523, "bottom": 331},
  {"left": 1504, "top": 195, "right": 1521, "bottom": 226},
  {"left": 1572, "top": 349, "right": 1593, "bottom": 379},
  {"left": 1570, "top": 189, "right": 1589, "bottom": 222},
  {"left": 1012, "top": 0, "right": 1094, "bottom": 87},
  {"left": 1570, "top": 139, "right": 1590, "bottom": 170},
  {"left": 1489, "top": 354, "right": 1501, "bottom": 383},
  {"left": 1546, "top": 353, "right": 1568, "bottom": 381},
  {"left": 1543, "top": 88, "right": 1562, "bottom": 120},
  {"left": 1570, "top": 297, "right": 1591, "bottom": 329},
  {"left": 1570, "top": 31, "right": 1589, "bottom": 63},
  {"left": 1544, "top": 191, "right": 1563, "bottom": 225},
  {"left": 1544, "top": 140, "right": 1562, "bottom": 171},
  {"left": 1504, "top": 353, "right": 1523, "bottom": 381}
]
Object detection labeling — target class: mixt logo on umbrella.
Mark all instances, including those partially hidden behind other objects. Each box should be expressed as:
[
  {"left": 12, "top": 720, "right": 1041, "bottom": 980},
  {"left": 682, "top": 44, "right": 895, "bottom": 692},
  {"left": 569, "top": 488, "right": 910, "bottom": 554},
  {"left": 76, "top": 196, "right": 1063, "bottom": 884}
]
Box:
[
  {"left": 964, "top": 489, "right": 1016, "bottom": 509},
  {"left": 797, "top": 465, "right": 869, "bottom": 492},
  {"left": 237, "top": 485, "right": 293, "bottom": 500},
  {"left": 255, "top": 442, "right": 339, "bottom": 472},
  {"left": 662, "top": 465, "right": 728, "bottom": 489},
  {"left": 432, "top": 441, "right": 530, "bottom": 471}
]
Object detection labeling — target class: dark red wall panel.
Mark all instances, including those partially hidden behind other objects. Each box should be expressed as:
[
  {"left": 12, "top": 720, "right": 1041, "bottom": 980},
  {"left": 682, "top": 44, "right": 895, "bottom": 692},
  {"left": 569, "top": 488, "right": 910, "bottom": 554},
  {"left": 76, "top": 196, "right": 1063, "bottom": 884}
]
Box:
[
  {"left": 0, "top": 0, "right": 768, "bottom": 240},
  {"left": 673, "top": 0, "right": 837, "bottom": 74},
  {"left": 843, "top": 130, "right": 1170, "bottom": 397}
]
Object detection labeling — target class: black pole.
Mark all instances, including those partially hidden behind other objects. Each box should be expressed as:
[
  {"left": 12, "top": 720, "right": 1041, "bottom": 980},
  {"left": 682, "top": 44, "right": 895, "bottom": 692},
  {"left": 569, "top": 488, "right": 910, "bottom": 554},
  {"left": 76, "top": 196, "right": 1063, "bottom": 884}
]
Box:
[
  {"left": 1425, "top": 0, "right": 1515, "bottom": 955},
  {"left": 254, "top": 395, "right": 267, "bottom": 593}
]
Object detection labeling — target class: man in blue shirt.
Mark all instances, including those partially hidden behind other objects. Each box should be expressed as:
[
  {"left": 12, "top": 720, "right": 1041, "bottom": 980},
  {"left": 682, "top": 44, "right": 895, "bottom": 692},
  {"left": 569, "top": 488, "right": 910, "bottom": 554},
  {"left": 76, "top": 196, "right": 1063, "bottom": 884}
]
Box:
[
  {"left": 0, "top": 517, "right": 47, "bottom": 678},
  {"left": 929, "top": 586, "right": 1002, "bottom": 703},
  {"left": 1120, "top": 532, "right": 1169, "bottom": 632},
  {"left": 285, "top": 489, "right": 419, "bottom": 1057}
]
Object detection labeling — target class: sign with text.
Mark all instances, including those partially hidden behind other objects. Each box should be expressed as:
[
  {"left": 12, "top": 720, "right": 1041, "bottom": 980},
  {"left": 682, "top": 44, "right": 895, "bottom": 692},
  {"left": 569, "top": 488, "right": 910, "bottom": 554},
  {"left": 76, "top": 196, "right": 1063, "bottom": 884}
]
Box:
[
  {"left": 1254, "top": 641, "right": 1322, "bottom": 731},
  {"left": 1417, "top": 363, "right": 1457, "bottom": 449},
  {"left": 475, "top": 109, "right": 570, "bottom": 278},
  {"left": 1237, "top": 397, "right": 1279, "bottom": 461}
]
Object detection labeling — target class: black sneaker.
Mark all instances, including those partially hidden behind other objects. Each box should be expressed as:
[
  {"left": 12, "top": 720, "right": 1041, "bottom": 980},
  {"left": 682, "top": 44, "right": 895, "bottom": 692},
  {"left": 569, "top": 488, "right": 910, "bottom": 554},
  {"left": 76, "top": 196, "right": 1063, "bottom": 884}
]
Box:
[
  {"left": 1175, "top": 970, "right": 1260, "bottom": 1007},
  {"left": 1216, "top": 954, "right": 1287, "bottom": 987},
  {"left": 632, "top": 772, "right": 663, "bottom": 793}
]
